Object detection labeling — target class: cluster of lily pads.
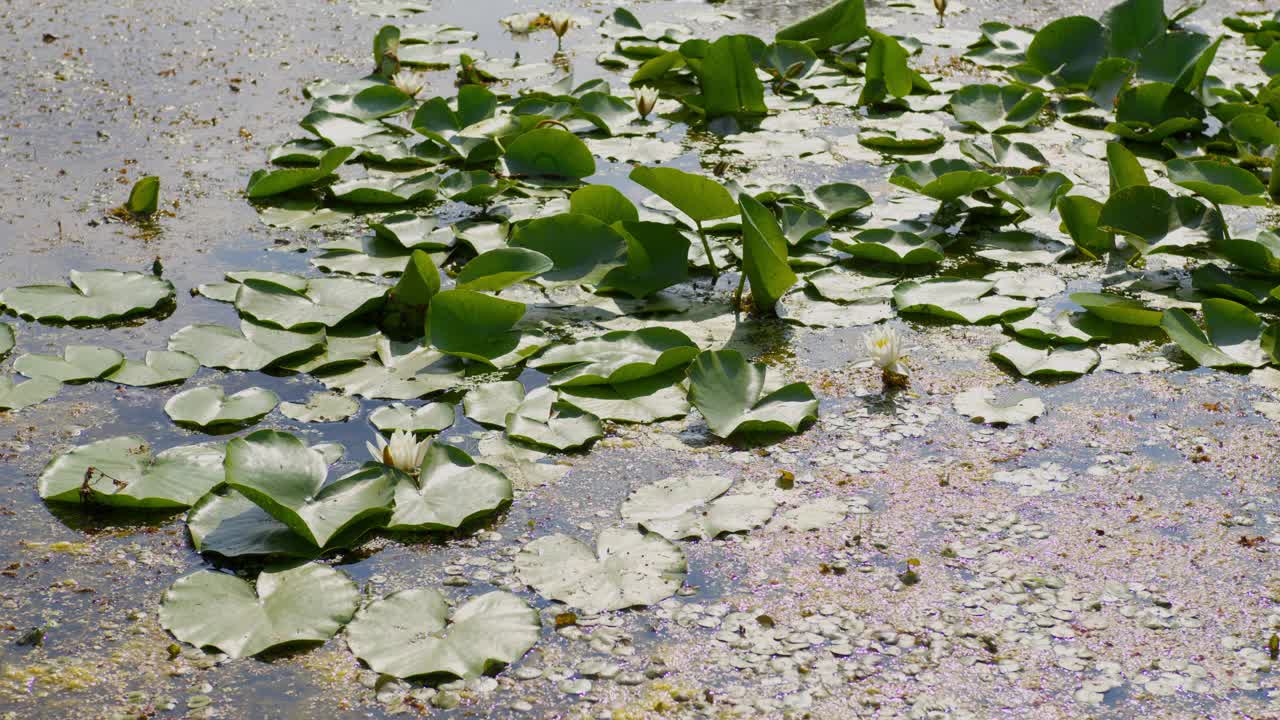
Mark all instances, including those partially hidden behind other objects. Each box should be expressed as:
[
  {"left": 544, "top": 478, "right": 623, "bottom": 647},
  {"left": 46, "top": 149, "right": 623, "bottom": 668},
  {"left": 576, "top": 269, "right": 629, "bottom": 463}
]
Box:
[{"left": 6, "top": 0, "right": 1280, "bottom": 692}]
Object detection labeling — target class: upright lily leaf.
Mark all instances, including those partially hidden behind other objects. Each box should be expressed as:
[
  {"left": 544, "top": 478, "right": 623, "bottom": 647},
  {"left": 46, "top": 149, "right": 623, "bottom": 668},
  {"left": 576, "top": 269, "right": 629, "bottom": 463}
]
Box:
[
  {"left": 620, "top": 474, "right": 776, "bottom": 540},
  {"left": 246, "top": 147, "right": 354, "bottom": 198},
  {"left": 504, "top": 128, "right": 595, "bottom": 179},
  {"left": 429, "top": 290, "right": 544, "bottom": 367},
  {"left": 1108, "top": 82, "right": 1204, "bottom": 142},
  {"left": 1161, "top": 299, "right": 1273, "bottom": 368},
  {"left": 225, "top": 430, "right": 396, "bottom": 548},
  {"left": 598, "top": 221, "right": 691, "bottom": 299},
  {"left": 346, "top": 589, "right": 539, "bottom": 680},
  {"left": 738, "top": 194, "right": 798, "bottom": 313},
  {"left": 687, "top": 349, "right": 818, "bottom": 437},
  {"left": 515, "top": 528, "right": 686, "bottom": 612},
  {"left": 510, "top": 214, "right": 628, "bottom": 287},
  {"left": 0, "top": 270, "right": 174, "bottom": 324},
  {"left": 776, "top": 0, "right": 867, "bottom": 51},
  {"left": 1098, "top": 186, "right": 1220, "bottom": 255},
  {"left": 1070, "top": 292, "right": 1162, "bottom": 326},
  {"left": 388, "top": 442, "right": 512, "bottom": 531},
  {"left": 680, "top": 35, "right": 767, "bottom": 120},
  {"left": 1102, "top": 0, "right": 1166, "bottom": 60},
  {"left": 126, "top": 176, "right": 160, "bottom": 215},
  {"left": 1025, "top": 17, "right": 1107, "bottom": 88},
  {"left": 1057, "top": 196, "right": 1114, "bottom": 259},
  {"left": 14, "top": 345, "right": 123, "bottom": 383},
  {"left": 1213, "top": 230, "right": 1280, "bottom": 275},
  {"left": 628, "top": 166, "right": 737, "bottom": 224},
  {"left": 1167, "top": 159, "right": 1267, "bottom": 206},
  {"left": 570, "top": 185, "right": 640, "bottom": 226},
  {"left": 530, "top": 328, "right": 698, "bottom": 386},
  {"left": 858, "top": 31, "right": 914, "bottom": 106},
  {"left": 165, "top": 386, "right": 280, "bottom": 430},
  {"left": 38, "top": 436, "right": 225, "bottom": 508},
  {"left": 159, "top": 563, "right": 359, "bottom": 658},
  {"left": 1106, "top": 141, "right": 1149, "bottom": 194}
]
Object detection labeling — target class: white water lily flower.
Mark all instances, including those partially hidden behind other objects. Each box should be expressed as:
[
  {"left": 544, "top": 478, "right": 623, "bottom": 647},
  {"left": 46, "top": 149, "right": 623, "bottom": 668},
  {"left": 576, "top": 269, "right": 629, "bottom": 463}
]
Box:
[
  {"left": 500, "top": 12, "right": 543, "bottom": 34},
  {"left": 548, "top": 12, "right": 574, "bottom": 44},
  {"left": 864, "top": 326, "right": 909, "bottom": 382},
  {"left": 366, "top": 429, "right": 430, "bottom": 475},
  {"left": 391, "top": 69, "right": 427, "bottom": 98},
  {"left": 635, "top": 86, "right": 660, "bottom": 121}
]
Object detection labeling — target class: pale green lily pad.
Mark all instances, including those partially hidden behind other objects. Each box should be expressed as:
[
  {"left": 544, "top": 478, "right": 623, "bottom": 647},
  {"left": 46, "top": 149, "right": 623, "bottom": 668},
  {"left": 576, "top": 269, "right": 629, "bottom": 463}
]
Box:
[
  {"left": 38, "top": 435, "right": 224, "bottom": 508},
  {"left": 317, "top": 342, "right": 463, "bottom": 400},
  {"left": 464, "top": 381, "right": 526, "bottom": 428},
  {"left": 620, "top": 474, "right": 776, "bottom": 540},
  {"left": 774, "top": 498, "right": 848, "bottom": 531},
  {"left": 986, "top": 270, "right": 1066, "bottom": 299},
  {"left": 687, "top": 350, "right": 818, "bottom": 437},
  {"left": 104, "top": 351, "right": 200, "bottom": 387},
  {"left": 833, "top": 229, "right": 944, "bottom": 264},
  {"left": 279, "top": 392, "right": 359, "bottom": 423},
  {"left": 14, "top": 345, "right": 123, "bottom": 383},
  {"left": 529, "top": 328, "right": 698, "bottom": 387},
  {"left": 0, "top": 270, "right": 174, "bottom": 324},
  {"left": 974, "top": 231, "right": 1072, "bottom": 265},
  {"left": 388, "top": 442, "right": 512, "bottom": 531},
  {"left": 345, "top": 589, "right": 539, "bottom": 680},
  {"left": 159, "top": 563, "right": 358, "bottom": 659},
  {"left": 894, "top": 278, "right": 1034, "bottom": 324},
  {"left": 0, "top": 323, "right": 13, "bottom": 358},
  {"left": 0, "top": 375, "right": 58, "bottom": 411},
  {"left": 369, "top": 402, "right": 455, "bottom": 435},
  {"left": 165, "top": 386, "right": 280, "bottom": 431},
  {"left": 556, "top": 371, "right": 690, "bottom": 424},
  {"left": 1006, "top": 309, "right": 1111, "bottom": 344},
  {"left": 514, "top": 527, "right": 687, "bottom": 613},
  {"left": 805, "top": 267, "right": 897, "bottom": 303},
  {"left": 953, "top": 386, "right": 1044, "bottom": 425},
  {"left": 505, "top": 387, "right": 604, "bottom": 452},
  {"left": 168, "top": 321, "right": 325, "bottom": 371},
  {"left": 991, "top": 340, "right": 1101, "bottom": 378},
  {"left": 235, "top": 278, "right": 386, "bottom": 330},
  {"left": 1161, "top": 300, "right": 1274, "bottom": 369},
  {"left": 1070, "top": 292, "right": 1163, "bottom": 327}
]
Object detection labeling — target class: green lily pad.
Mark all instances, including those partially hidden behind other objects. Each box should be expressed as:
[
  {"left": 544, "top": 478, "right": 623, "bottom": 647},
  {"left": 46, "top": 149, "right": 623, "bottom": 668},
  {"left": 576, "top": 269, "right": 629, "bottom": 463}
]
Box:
[
  {"left": 894, "top": 278, "right": 1034, "bottom": 323},
  {"left": 619, "top": 474, "right": 776, "bottom": 540},
  {"left": 1213, "top": 231, "right": 1280, "bottom": 274},
  {"left": 159, "top": 563, "right": 359, "bottom": 658},
  {"left": 628, "top": 166, "right": 737, "bottom": 224},
  {"left": 974, "top": 231, "right": 1073, "bottom": 265},
  {"left": 104, "top": 350, "right": 200, "bottom": 387},
  {"left": 169, "top": 321, "right": 325, "bottom": 371},
  {"left": 991, "top": 340, "right": 1101, "bottom": 377},
  {"left": 1107, "top": 82, "right": 1204, "bottom": 142},
  {"left": 949, "top": 84, "right": 1047, "bottom": 133},
  {"left": 834, "top": 229, "right": 944, "bottom": 264},
  {"left": 812, "top": 182, "right": 873, "bottom": 220},
  {"left": 369, "top": 402, "right": 455, "bottom": 435},
  {"left": 246, "top": 146, "right": 354, "bottom": 198},
  {"left": 959, "top": 135, "right": 1048, "bottom": 170},
  {"left": 1098, "top": 186, "right": 1221, "bottom": 255},
  {"left": 1070, "top": 292, "right": 1163, "bottom": 327},
  {"left": 225, "top": 430, "right": 396, "bottom": 547},
  {"left": 318, "top": 341, "right": 463, "bottom": 400},
  {"left": 38, "top": 435, "right": 225, "bottom": 508},
  {"left": 455, "top": 249, "right": 554, "bottom": 292},
  {"left": 345, "top": 589, "right": 539, "bottom": 680},
  {"left": 687, "top": 349, "right": 818, "bottom": 437},
  {"left": 510, "top": 214, "right": 628, "bottom": 287},
  {"left": 530, "top": 328, "right": 698, "bottom": 386},
  {"left": 598, "top": 221, "right": 692, "bottom": 299},
  {"left": 1167, "top": 159, "right": 1268, "bottom": 207},
  {"left": 857, "top": 128, "right": 945, "bottom": 153},
  {"left": 1161, "top": 299, "right": 1274, "bottom": 368},
  {"left": 1025, "top": 16, "right": 1107, "bottom": 88},
  {"left": 429, "top": 290, "right": 547, "bottom": 368},
  {"left": 14, "top": 345, "right": 123, "bottom": 383},
  {"left": 125, "top": 176, "right": 160, "bottom": 215},
  {"left": 515, "top": 528, "right": 686, "bottom": 612},
  {"left": 0, "top": 270, "right": 174, "bottom": 324},
  {"left": 165, "top": 386, "right": 280, "bottom": 430},
  {"left": 1007, "top": 308, "right": 1112, "bottom": 344},
  {"left": 388, "top": 441, "right": 512, "bottom": 531},
  {"left": 990, "top": 173, "right": 1074, "bottom": 217},
  {"left": 1191, "top": 264, "right": 1276, "bottom": 305},
  {"left": 1057, "top": 195, "right": 1115, "bottom": 259},
  {"left": 569, "top": 184, "right": 639, "bottom": 225},
  {"left": 0, "top": 323, "right": 12, "bottom": 359},
  {"left": 279, "top": 392, "right": 359, "bottom": 423},
  {"left": 504, "top": 128, "right": 595, "bottom": 179},
  {"left": 889, "top": 159, "right": 1003, "bottom": 203},
  {"left": 953, "top": 386, "right": 1044, "bottom": 424}
]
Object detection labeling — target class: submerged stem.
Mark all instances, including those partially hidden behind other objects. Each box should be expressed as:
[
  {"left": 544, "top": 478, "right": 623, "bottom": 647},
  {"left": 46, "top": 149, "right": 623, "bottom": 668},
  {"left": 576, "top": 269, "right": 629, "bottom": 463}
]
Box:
[
  {"left": 697, "top": 221, "right": 720, "bottom": 281},
  {"left": 734, "top": 268, "right": 747, "bottom": 313}
]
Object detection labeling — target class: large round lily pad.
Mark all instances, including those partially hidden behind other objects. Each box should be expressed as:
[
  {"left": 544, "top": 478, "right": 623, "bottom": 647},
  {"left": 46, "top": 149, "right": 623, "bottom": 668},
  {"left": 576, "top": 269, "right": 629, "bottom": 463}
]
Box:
[
  {"left": 620, "top": 474, "right": 776, "bottom": 540},
  {"left": 346, "top": 589, "right": 539, "bottom": 680},
  {"left": 39, "top": 435, "right": 225, "bottom": 508},
  {"left": 515, "top": 527, "right": 686, "bottom": 613},
  {"left": 159, "top": 562, "right": 359, "bottom": 658},
  {"left": 0, "top": 270, "right": 174, "bottom": 324}
]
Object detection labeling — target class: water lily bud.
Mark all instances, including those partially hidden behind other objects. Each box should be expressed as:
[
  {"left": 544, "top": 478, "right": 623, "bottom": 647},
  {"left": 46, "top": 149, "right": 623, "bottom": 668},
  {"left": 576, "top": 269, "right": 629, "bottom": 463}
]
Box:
[{"left": 635, "top": 86, "right": 660, "bottom": 120}]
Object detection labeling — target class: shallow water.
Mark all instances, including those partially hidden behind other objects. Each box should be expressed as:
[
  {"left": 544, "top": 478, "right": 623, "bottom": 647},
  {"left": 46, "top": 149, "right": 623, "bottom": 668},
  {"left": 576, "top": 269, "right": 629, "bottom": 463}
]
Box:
[{"left": 2, "top": 0, "right": 1279, "bottom": 718}]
